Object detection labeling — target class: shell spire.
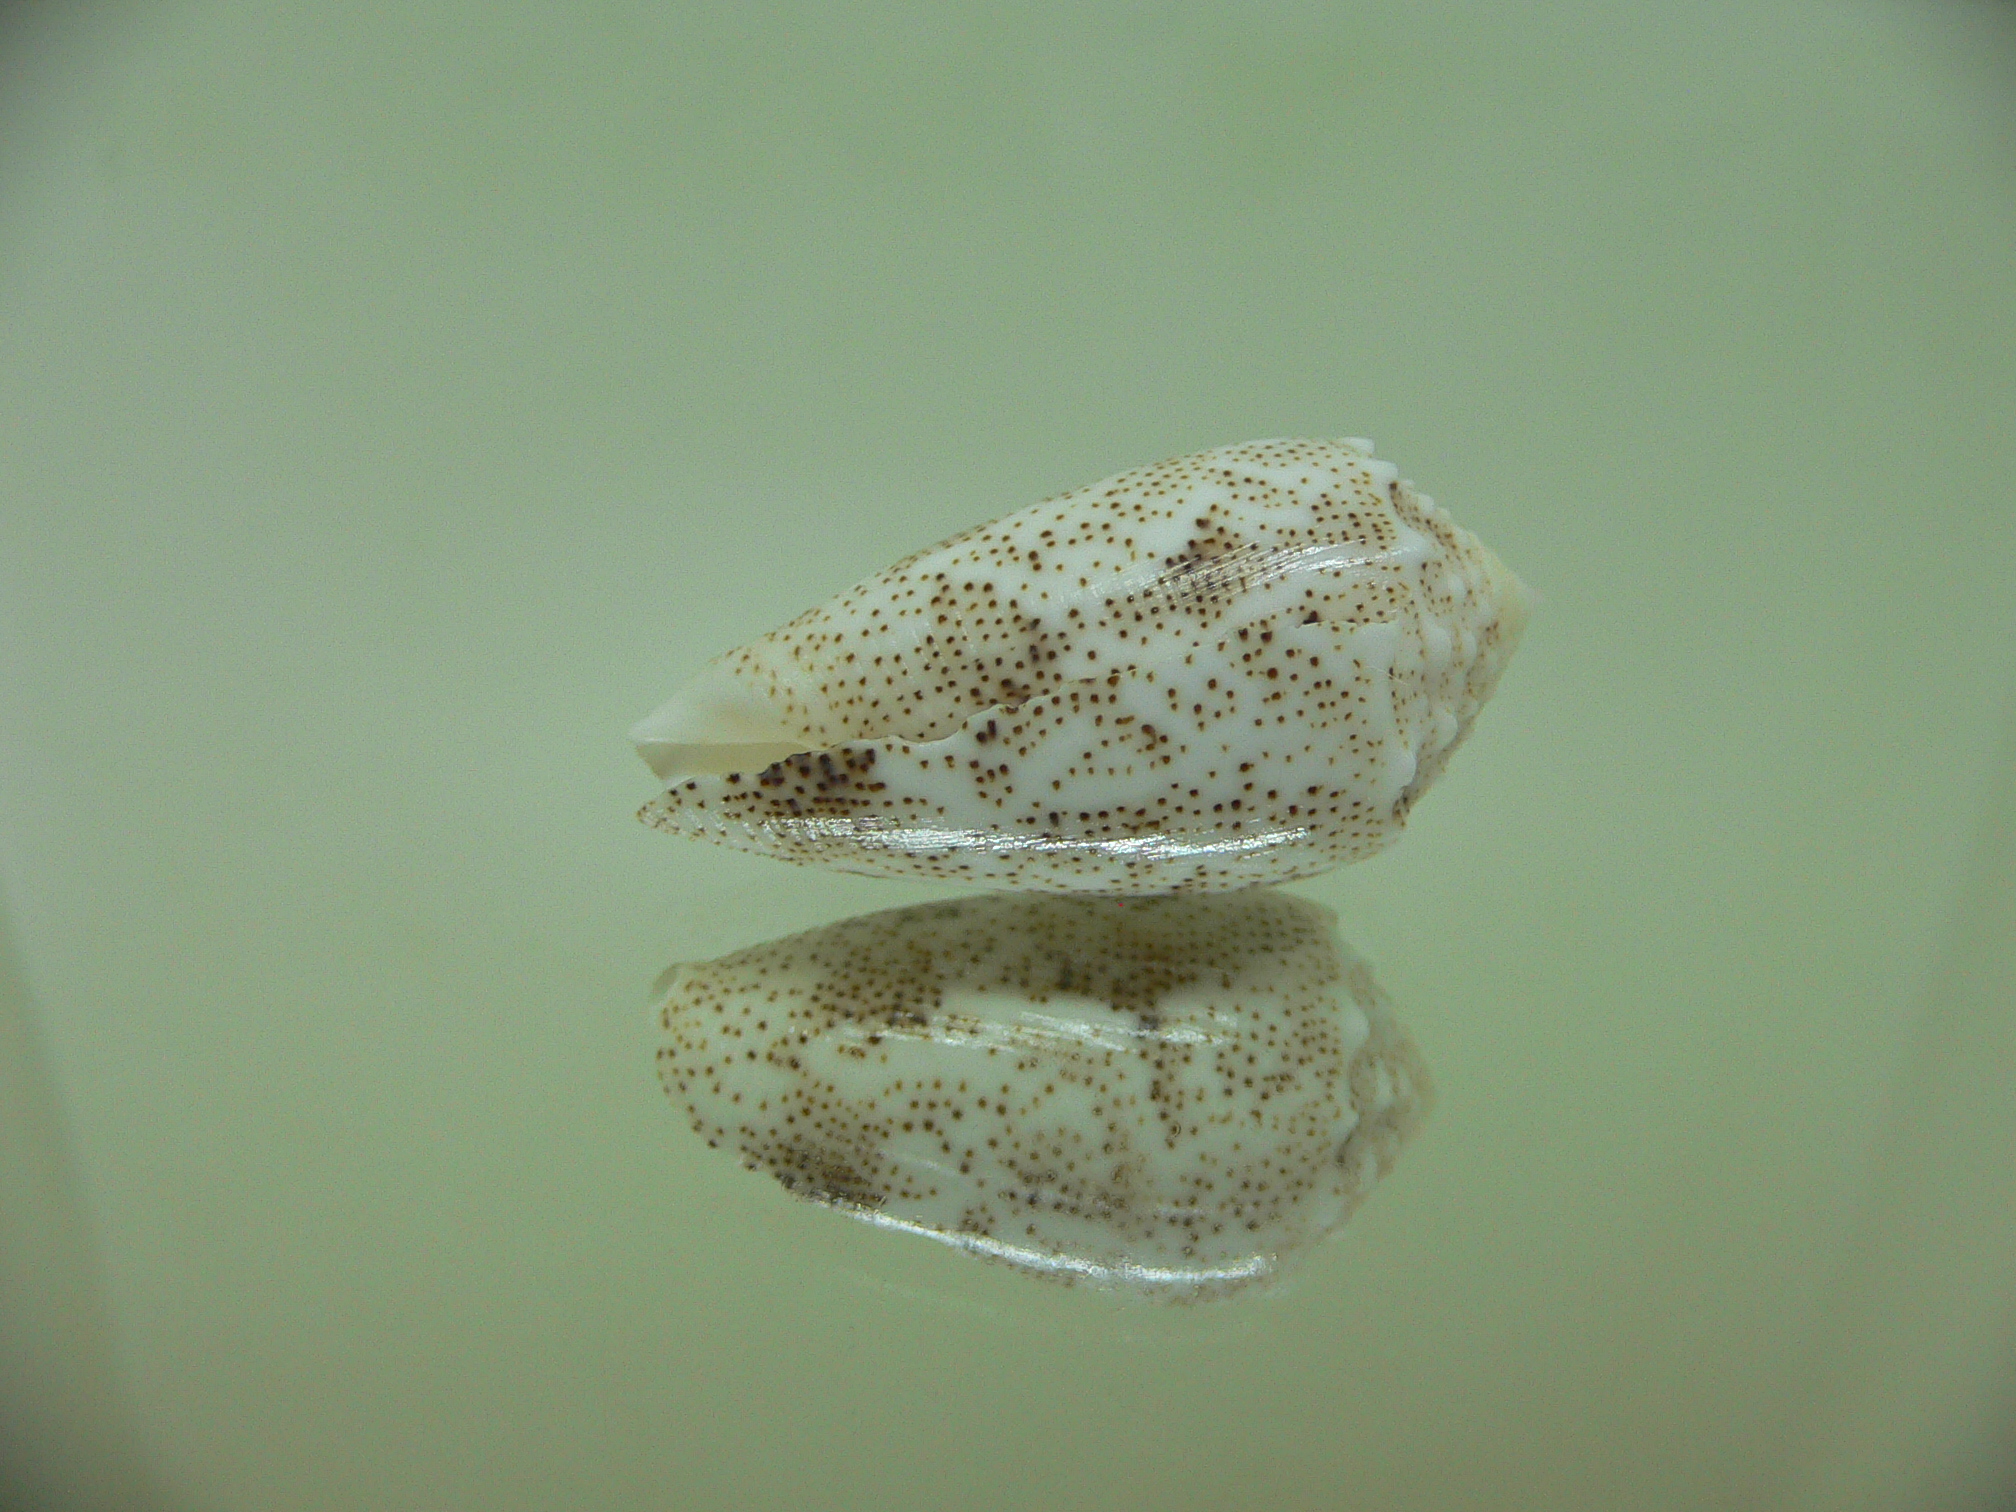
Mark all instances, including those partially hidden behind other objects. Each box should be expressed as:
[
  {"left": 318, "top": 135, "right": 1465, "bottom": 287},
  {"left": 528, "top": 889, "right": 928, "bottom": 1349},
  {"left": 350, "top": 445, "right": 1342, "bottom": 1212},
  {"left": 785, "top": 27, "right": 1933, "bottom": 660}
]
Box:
[{"left": 633, "top": 438, "right": 1530, "bottom": 893}]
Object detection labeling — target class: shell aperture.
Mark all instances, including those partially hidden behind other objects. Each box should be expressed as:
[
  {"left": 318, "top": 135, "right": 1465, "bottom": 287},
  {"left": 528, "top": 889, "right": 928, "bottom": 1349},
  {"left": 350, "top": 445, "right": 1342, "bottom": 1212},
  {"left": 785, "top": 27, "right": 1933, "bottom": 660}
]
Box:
[
  {"left": 634, "top": 438, "right": 1530, "bottom": 893},
  {"left": 656, "top": 889, "right": 1431, "bottom": 1301}
]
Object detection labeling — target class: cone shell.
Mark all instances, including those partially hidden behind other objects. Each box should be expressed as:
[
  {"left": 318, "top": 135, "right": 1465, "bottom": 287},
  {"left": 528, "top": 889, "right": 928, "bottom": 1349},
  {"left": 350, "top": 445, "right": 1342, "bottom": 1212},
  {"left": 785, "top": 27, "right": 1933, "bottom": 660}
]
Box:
[
  {"left": 634, "top": 438, "right": 1530, "bottom": 893},
  {"left": 656, "top": 890, "right": 1431, "bottom": 1300}
]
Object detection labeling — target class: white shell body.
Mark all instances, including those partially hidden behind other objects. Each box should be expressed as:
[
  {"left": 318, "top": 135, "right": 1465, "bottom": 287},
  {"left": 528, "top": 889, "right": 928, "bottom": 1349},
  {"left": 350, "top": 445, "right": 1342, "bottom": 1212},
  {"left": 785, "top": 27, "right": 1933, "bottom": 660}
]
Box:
[
  {"left": 656, "top": 890, "right": 1431, "bottom": 1301},
  {"left": 634, "top": 438, "right": 1530, "bottom": 893}
]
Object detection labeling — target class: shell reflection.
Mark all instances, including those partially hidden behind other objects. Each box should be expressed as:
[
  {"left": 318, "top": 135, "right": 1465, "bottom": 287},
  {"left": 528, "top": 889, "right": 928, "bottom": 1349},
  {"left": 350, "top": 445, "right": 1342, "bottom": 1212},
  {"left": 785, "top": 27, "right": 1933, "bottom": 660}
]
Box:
[
  {"left": 656, "top": 890, "right": 1430, "bottom": 1300},
  {"left": 634, "top": 438, "right": 1530, "bottom": 893}
]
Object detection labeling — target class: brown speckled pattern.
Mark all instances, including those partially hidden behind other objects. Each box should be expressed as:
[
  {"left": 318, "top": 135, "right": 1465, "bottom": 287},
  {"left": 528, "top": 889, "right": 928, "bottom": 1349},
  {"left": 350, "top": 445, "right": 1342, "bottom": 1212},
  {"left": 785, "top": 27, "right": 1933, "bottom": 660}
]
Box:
[
  {"left": 638, "top": 438, "right": 1529, "bottom": 892},
  {"left": 657, "top": 890, "right": 1432, "bottom": 1300}
]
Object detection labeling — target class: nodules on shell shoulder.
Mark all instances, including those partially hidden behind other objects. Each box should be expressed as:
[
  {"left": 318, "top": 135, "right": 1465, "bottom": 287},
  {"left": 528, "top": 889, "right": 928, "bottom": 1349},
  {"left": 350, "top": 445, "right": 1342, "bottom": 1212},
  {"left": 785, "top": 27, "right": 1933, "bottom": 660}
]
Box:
[{"left": 632, "top": 437, "right": 1531, "bottom": 893}]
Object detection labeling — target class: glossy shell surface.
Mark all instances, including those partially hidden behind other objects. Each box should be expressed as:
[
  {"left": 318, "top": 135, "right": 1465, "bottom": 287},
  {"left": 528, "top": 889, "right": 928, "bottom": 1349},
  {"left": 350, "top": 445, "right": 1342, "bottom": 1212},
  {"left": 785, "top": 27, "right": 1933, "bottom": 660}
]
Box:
[
  {"left": 656, "top": 890, "right": 1431, "bottom": 1300},
  {"left": 634, "top": 438, "right": 1530, "bottom": 892}
]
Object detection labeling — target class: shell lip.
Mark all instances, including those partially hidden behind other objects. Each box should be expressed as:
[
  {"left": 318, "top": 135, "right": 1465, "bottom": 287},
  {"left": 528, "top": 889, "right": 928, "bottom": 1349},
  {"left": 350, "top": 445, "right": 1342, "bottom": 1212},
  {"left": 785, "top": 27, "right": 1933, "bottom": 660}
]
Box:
[
  {"left": 842, "top": 1205, "right": 1280, "bottom": 1294},
  {"left": 629, "top": 656, "right": 813, "bottom": 781},
  {"left": 636, "top": 738, "right": 809, "bottom": 784},
  {"left": 639, "top": 764, "right": 1319, "bottom": 865}
]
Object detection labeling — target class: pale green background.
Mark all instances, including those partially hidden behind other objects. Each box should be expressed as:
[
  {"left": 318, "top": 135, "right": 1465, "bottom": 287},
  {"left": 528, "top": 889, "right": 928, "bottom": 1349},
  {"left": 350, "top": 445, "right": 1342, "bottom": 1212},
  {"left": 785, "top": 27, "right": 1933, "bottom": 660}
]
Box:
[{"left": 3, "top": 3, "right": 2014, "bottom": 1510}]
